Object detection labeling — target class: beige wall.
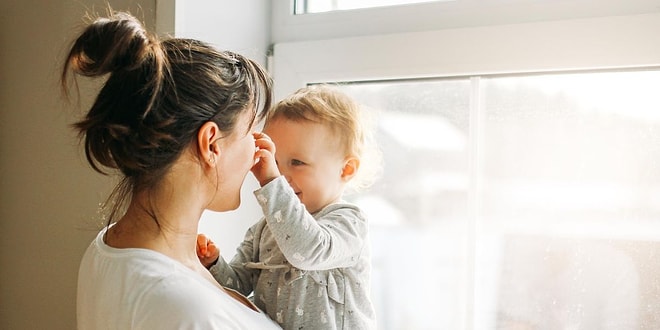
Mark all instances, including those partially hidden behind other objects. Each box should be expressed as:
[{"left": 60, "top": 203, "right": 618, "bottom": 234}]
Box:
[{"left": 0, "top": 1, "right": 156, "bottom": 329}]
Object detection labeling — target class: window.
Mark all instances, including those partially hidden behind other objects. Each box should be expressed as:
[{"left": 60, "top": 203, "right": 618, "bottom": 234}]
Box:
[
  {"left": 293, "top": 0, "right": 451, "bottom": 14},
  {"left": 339, "top": 79, "right": 471, "bottom": 329},
  {"left": 269, "top": 4, "right": 660, "bottom": 329},
  {"left": 332, "top": 70, "right": 660, "bottom": 329}
]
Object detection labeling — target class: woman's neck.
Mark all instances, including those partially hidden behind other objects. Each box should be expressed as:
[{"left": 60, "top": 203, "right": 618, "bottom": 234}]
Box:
[{"left": 105, "top": 189, "right": 204, "bottom": 269}]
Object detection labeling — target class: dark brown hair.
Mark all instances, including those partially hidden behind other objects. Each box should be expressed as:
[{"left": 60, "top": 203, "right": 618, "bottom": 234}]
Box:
[{"left": 61, "top": 11, "right": 272, "bottom": 224}]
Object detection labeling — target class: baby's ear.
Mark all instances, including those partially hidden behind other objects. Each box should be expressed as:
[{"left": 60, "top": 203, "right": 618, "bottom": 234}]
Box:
[{"left": 341, "top": 157, "right": 360, "bottom": 181}]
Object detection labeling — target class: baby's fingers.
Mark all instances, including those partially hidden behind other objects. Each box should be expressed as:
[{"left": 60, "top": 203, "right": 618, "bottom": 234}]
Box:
[
  {"left": 196, "top": 233, "right": 209, "bottom": 255},
  {"left": 207, "top": 241, "right": 220, "bottom": 257},
  {"left": 253, "top": 132, "right": 275, "bottom": 153}
]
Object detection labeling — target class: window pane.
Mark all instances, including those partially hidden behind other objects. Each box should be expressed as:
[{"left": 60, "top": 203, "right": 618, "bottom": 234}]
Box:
[
  {"left": 294, "top": 0, "right": 452, "bottom": 14},
  {"left": 477, "top": 71, "right": 660, "bottom": 330},
  {"left": 335, "top": 70, "right": 660, "bottom": 329},
  {"left": 339, "top": 79, "right": 472, "bottom": 330}
]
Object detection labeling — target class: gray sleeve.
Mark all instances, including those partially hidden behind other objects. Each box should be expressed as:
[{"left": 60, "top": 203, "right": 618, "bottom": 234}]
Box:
[
  {"left": 254, "top": 176, "right": 368, "bottom": 271},
  {"left": 209, "top": 220, "right": 264, "bottom": 296}
]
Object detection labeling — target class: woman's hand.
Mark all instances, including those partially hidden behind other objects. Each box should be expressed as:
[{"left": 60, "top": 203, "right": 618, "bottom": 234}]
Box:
[{"left": 251, "top": 132, "right": 280, "bottom": 187}]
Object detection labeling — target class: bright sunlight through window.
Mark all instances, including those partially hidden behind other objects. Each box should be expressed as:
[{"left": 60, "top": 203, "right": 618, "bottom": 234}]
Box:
[
  {"left": 294, "top": 0, "right": 453, "bottom": 14},
  {"left": 338, "top": 69, "right": 660, "bottom": 330}
]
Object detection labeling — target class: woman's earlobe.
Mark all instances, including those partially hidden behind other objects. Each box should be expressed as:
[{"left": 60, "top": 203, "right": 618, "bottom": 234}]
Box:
[
  {"left": 208, "top": 142, "right": 222, "bottom": 166},
  {"left": 198, "top": 121, "right": 221, "bottom": 167}
]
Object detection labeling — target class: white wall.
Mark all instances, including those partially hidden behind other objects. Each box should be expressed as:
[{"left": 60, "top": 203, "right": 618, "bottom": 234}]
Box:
[{"left": 168, "top": 0, "right": 271, "bottom": 65}]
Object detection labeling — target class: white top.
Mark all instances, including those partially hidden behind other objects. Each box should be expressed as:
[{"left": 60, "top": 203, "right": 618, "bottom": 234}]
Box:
[{"left": 77, "top": 227, "right": 281, "bottom": 330}]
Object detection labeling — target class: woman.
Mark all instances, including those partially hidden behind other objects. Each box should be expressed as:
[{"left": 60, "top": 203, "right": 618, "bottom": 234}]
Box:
[{"left": 62, "top": 11, "right": 281, "bottom": 329}]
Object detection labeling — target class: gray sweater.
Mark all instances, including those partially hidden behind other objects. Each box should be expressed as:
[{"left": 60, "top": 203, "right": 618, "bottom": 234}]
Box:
[{"left": 210, "top": 176, "right": 376, "bottom": 330}]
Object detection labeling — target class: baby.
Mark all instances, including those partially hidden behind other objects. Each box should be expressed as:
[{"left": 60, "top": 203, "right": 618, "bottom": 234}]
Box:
[{"left": 198, "top": 85, "right": 379, "bottom": 329}]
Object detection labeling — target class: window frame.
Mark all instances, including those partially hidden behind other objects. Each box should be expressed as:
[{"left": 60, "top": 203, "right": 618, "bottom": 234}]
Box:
[
  {"left": 272, "top": 0, "right": 660, "bottom": 44},
  {"left": 271, "top": 12, "right": 660, "bottom": 99}
]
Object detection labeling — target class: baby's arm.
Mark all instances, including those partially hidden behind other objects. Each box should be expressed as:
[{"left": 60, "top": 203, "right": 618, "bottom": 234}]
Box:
[
  {"left": 255, "top": 177, "right": 368, "bottom": 271},
  {"left": 206, "top": 221, "right": 267, "bottom": 296}
]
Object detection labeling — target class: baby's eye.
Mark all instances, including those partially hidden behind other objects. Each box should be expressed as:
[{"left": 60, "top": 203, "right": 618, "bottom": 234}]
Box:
[{"left": 291, "top": 159, "right": 305, "bottom": 166}]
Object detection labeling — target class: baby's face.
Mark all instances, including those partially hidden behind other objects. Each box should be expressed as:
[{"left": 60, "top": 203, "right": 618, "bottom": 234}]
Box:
[{"left": 264, "top": 118, "right": 347, "bottom": 213}]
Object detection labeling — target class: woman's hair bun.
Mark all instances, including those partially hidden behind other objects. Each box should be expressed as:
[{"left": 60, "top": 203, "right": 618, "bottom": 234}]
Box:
[{"left": 66, "top": 12, "right": 154, "bottom": 77}]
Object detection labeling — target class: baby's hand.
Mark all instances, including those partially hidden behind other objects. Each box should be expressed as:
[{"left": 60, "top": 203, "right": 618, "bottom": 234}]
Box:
[
  {"left": 251, "top": 132, "right": 280, "bottom": 186},
  {"left": 196, "top": 233, "right": 220, "bottom": 269}
]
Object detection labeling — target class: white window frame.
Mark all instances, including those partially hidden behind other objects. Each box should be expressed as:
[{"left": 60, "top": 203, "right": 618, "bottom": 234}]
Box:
[
  {"left": 272, "top": 12, "right": 660, "bottom": 99},
  {"left": 272, "top": 0, "right": 660, "bottom": 44}
]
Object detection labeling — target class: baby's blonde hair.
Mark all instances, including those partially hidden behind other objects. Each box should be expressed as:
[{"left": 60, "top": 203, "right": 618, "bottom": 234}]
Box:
[{"left": 265, "top": 84, "right": 381, "bottom": 192}]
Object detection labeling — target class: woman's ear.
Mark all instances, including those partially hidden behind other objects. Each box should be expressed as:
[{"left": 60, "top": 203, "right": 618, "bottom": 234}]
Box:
[
  {"left": 341, "top": 157, "right": 360, "bottom": 181},
  {"left": 198, "top": 121, "right": 222, "bottom": 167}
]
